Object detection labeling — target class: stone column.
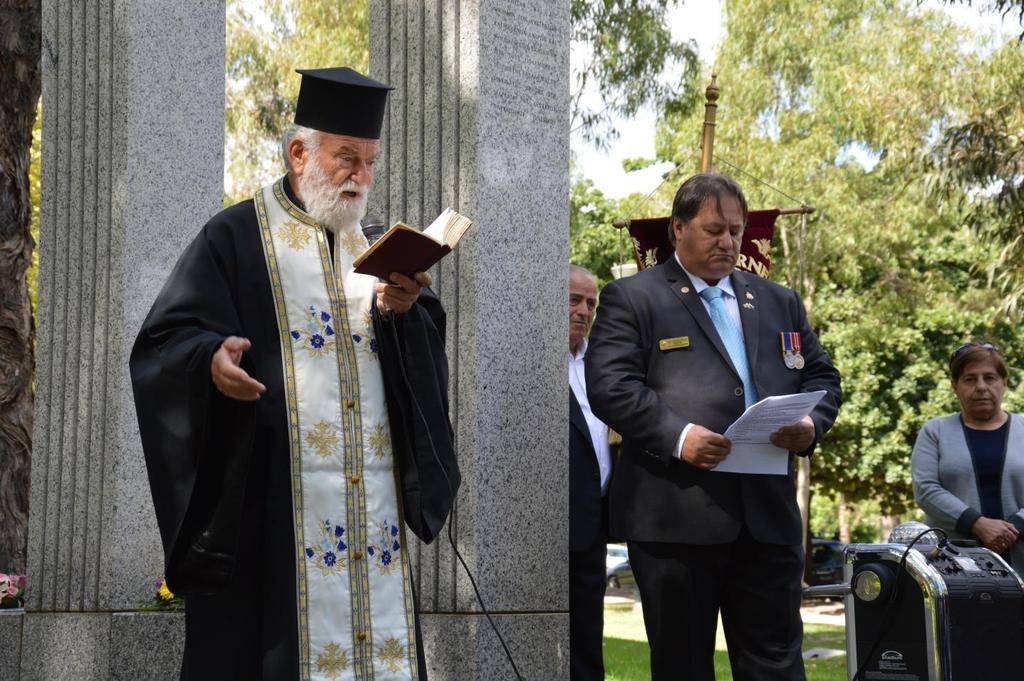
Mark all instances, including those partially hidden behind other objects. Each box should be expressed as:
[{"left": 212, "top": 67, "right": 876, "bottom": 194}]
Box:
[
  {"left": 370, "top": 1, "right": 570, "bottom": 678},
  {"left": 18, "top": 0, "right": 224, "bottom": 676}
]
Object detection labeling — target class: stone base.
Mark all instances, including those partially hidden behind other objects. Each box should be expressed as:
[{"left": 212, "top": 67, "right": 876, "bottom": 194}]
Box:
[
  {"left": 12, "top": 611, "right": 185, "bottom": 681},
  {"left": 9, "top": 611, "right": 566, "bottom": 680},
  {"left": 421, "top": 612, "right": 568, "bottom": 680},
  {"left": 0, "top": 609, "right": 24, "bottom": 680}
]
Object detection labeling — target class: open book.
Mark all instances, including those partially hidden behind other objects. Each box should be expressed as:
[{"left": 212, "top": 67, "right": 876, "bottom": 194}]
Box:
[{"left": 352, "top": 208, "right": 474, "bottom": 279}]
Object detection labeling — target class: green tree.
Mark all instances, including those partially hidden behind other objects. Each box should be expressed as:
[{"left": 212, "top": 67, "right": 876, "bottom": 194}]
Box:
[
  {"left": 225, "top": 0, "right": 369, "bottom": 202},
  {"left": 571, "top": 0, "right": 701, "bottom": 147},
  {"left": 0, "top": 0, "right": 40, "bottom": 574},
  {"left": 925, "top": 41, "right": 1024, "bottom": 313},
  {"left": 569, "top": 170, "right": 671, "bottom": 284}
]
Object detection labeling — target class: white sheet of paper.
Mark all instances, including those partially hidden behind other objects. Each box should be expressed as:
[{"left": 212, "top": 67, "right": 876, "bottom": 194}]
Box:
[{"left": 711, "top": 391, "right": 827, "bottom": 475}]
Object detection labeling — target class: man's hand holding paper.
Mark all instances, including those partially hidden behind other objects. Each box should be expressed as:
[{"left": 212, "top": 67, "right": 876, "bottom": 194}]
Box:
[
  {"left": 769, "top": 416, "right": 816, "bottom": 452},
  {"left": 680, "top": 425, "right": 732, "bottom": 471},
  {"left": 710, "top": 390, "right": 827, "bottom": 474}
]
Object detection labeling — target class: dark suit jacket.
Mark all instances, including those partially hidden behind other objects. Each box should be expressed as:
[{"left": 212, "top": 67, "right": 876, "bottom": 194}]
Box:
[
  {"left": 570, "top": 389, "right": 604, "bottom": 551},
  {"left": 585, "top": 259, "right": 841, "bottom": 546}
]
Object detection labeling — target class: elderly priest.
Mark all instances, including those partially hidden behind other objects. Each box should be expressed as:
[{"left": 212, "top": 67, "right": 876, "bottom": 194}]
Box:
[{"left": 130, "top": 67, "right": 460, "bottom": 680}]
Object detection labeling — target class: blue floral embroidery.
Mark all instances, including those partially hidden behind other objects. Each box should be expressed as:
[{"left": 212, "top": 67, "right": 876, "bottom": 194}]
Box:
[
  {"left": 352, "top": 332, "right": 379, "bottom": 359},
  {"left": 291, "top": 305, "right": 336, "bottom": 358},
  {"left": 305, "top": 519, "right": 347, "bottom": 576},
  {"left": 369, "top": 519, "right": 401, "bottom": 574}
]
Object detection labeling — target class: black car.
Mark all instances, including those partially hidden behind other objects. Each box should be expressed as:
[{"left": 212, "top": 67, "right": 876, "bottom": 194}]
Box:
[
  {"left": 807, "top": 538, "right": 845, "bottom": 588},
  {"left": 606, "top": 538, "right": 845, "bottom": 598}
]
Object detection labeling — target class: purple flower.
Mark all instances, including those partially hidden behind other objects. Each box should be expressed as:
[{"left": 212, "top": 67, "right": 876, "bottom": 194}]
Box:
[
  {"left": 392, "top": 540, "right": 400, "bottom": 552},
  {"left": 320, "top": 311, "right": 331, "bottom": 322},
  {"left": 291, "top": 331, "right": 301, "bottom": 340},
  {"left": 381, "top": 551, "right": 392, "bottom": 566},
  {"left": 337, "top": 540, "right": 347, "bottom": 552},
  {"left": 367, "top": 546, "right": 375, "bottom": 556},
  {"left": 324, "top": 552, "right": 336, "bottom": 567},
  {"left": 369, "top": 338, "right": 378, "bottom": 353},
  {"left": 352, "top": 334, "right": 362, "bottom": 344},
  {"left": 305, "top": 548, "right": 314, "bottom": 558},
  {"left": 310, "top": 334, "right": 325, "bottom": 349},
  {"left": 334, "top": 526, "right": 345, "bottom": 537},
  {"left": 324, "top": 325, "right": 334, "bottom": 336},
  {"left": 390, "top": 525, "right": 398, "bottom": 537}
]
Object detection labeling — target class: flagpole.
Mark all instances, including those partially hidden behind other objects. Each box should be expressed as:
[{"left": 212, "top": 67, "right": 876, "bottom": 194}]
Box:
[{"left": 699, "top": 74, "right": 720, "bottom": 173}]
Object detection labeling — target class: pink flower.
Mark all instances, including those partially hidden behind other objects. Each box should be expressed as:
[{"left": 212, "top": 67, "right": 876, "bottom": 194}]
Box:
[
  {"left": 14, "top": 575, "right": 26, "bottom": 589},
  {"left": 5, "top": 584, "right": 16, "bottom": 598}
]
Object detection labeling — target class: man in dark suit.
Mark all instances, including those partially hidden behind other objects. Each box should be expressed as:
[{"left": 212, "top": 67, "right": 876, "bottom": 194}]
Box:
[
  {"left": 569, "top": 264, "right": 611, "bottom": 680},
  {"left": 585, "top": 174, "right": 841, "bottom": 681}
]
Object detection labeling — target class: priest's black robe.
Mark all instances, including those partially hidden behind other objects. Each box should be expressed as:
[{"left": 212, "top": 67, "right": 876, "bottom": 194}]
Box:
[{"left": 130, "top": 187, "right": 460, "bottom": 680}]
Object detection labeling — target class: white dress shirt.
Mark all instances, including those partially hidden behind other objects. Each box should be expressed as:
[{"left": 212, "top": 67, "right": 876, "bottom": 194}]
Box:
[
  {"left": 674, "top": 254, "right": 746, "bottom": 460},
  {"left": 570, "top": 338, "right": 612, "bottom": 491}
]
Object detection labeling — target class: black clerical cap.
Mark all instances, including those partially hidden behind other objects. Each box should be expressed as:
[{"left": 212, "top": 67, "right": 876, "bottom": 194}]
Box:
[{"left": 294, "top": 67, "right": 393, "bottom": 139}]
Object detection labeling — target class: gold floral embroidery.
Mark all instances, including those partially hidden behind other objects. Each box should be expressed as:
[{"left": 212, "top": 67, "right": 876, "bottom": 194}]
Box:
[
  {"left": 305, "top": 421, "right": 338, "bottom": 458},
  {"left": 315, "top": 642, "right": 349, "bottom": 679},
  {"left": 279, "top": 219, "right": 310, "bottom": 250},
  {"left": 377, "top": 637, "right": 405, "bottom": 673},
  {"left": 366, "top": 422, "right": 390, "bottom": 460},
  {"left": 338, "top": 229, "right": 367, "bottom": 258}
]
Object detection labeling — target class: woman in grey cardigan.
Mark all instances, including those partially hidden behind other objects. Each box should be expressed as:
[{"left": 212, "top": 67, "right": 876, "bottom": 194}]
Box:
[{"left": 912, "top": 342, "right": 1024, "bottom": 575}]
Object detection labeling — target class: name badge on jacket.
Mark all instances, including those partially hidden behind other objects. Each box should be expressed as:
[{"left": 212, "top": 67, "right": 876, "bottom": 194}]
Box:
[{"left": 659, "top": 336, "right": 690, "bottom": 351}]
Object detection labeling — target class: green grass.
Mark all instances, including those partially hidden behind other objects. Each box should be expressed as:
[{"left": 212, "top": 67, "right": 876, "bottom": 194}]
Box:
[{"left": 604, "top": 602, "right": 848, "bottom": 681}]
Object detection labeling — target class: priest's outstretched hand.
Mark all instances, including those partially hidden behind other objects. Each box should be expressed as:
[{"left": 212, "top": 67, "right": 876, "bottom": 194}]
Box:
[
  {"left": 211, "top": 336, "right": 267, "bottom": 401},
  {"left": 376, "top": 271, "right": 431, "bottom": 316}
]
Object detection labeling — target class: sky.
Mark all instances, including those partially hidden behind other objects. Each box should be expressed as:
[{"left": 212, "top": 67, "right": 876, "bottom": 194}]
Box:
[{"left": 571, "top": 1, "right": 1019, "bottom": 199}]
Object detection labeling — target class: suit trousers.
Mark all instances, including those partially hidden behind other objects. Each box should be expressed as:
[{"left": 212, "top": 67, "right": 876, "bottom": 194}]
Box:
[
  {"left": 628, "top": 529, "right": 805, "bottom": 681},
  {"left": 570, "top": 537, "right": 607, "bottom": 681}
]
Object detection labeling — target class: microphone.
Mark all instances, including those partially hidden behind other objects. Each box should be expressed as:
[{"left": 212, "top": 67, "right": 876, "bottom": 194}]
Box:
[{"left": 361, "top": 215, "right": 387, "bottom": 245}]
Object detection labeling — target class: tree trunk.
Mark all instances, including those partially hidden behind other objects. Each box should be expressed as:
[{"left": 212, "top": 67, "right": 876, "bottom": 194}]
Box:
[
  {"left": 0, "top": 1, "right": 41, "bottom": 575},
  {"left": 880, "top": 514, "right": 901, "bottom": 543},
  {"left": 838, "top": 492, "right": 851, "bottom": 544}
]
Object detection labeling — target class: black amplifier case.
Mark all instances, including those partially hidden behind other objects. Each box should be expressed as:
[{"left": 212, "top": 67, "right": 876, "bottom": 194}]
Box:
[{"left": 844, "top": 543, "right": 1024, "bottom": 681}]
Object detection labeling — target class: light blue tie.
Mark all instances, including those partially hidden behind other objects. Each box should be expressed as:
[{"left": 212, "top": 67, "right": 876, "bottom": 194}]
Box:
[{"left": 700, "top": 286, "right": 758, "bottom": 408}]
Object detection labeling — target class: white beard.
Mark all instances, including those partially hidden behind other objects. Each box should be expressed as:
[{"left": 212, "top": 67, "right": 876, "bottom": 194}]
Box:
[{"left": 297, "top": 156, "right": 368, "bottom": 234}]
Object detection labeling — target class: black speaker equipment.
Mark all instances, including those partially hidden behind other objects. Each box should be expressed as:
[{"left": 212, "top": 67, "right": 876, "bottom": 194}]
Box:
[{"left": 808, "top": 522, "right": 1024, "bottom": 681}]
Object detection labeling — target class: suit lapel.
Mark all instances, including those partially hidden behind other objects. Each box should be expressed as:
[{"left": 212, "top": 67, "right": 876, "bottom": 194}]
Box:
[
  {"left": 733, "top": 271, "right": 760, "bottom": 369},
  {"left": 570, "top": 389, "right": 595, "bottom": 451},
  {"left": 661, "top": 259, "right": 738, "bottom": 377}
]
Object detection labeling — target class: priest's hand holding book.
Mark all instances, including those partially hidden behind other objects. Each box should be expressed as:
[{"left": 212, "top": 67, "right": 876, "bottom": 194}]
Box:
[
  {"left": 375, "top": 271, "right": 432, "bottom": 315},
  {"left": 356, "top": 208, "right": 473, "bottom": 316}
]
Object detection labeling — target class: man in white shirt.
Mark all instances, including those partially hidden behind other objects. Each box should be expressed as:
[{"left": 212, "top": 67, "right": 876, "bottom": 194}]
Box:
[{"left": 569, "top": 264, "right": 611, "bottom": 680}]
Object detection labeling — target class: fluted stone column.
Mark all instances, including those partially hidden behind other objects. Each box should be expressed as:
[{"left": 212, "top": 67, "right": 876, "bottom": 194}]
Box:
[
  {"left": 19, "top": 0, "right": 224, "bottom": 676},
  {"left": 370, "top": 1, "right": 570, "bottom": 678}
]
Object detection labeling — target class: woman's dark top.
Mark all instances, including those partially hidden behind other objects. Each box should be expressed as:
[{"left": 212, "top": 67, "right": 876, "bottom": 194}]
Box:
[{"left": 963, "top": 418, "right": 1011, "bottom": 520}]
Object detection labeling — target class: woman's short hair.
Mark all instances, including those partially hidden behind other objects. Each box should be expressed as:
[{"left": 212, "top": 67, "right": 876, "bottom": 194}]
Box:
[{"left": 949, "top": 342, "right": 1008, "bottom": 383}]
